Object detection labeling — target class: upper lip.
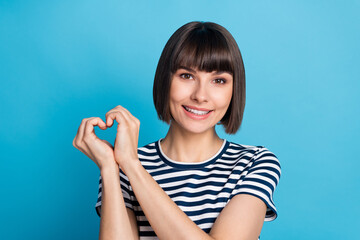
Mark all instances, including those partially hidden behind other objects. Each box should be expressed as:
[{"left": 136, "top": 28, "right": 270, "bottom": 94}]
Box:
[{"left": 183, "top": 105, "right": 213, "bottom": 112}]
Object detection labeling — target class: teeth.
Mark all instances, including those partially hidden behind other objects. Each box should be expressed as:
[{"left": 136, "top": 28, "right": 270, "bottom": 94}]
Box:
[{"left": 184, "top": 106, "right": 210, "bottom": 115}]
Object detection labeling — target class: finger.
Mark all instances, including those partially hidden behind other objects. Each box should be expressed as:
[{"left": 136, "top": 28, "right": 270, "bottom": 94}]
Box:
[
  {"left": 74, "top": 118, "right": 91, "bottom": 146},
  {"left": 78, "top": 118, "right": 99, "bottom": 158},
  {"left": 115, "top": 105, "right": 133, "bottom": 120},
  {"left": 116, "top": 107, "right": 133, "bottom": 123},
  {"left": 84, "top": 117, "right": 107, "bottom": 137},
  {"left": 117, "top": 105, "right": 140, "bottom": 126},
  {"left": 111, "top": 105, "right": 138, "bottom": 125},
  {"left": 82, "top": 118, "right": 106, "bottom": 161},
  {"left": 105, "top": 105, "right": 131, "bottom": 126},
  {"left": 106, "top": 111, "right": 128, "bottom": 127},
  {"left": 105, "top": 111, "right": 116, "bottom": 127},
  {"left": 74, "top": 117, "right": 103, "bottom": 163},
  {"left": 105, "top": 109, "right": 120, "bottom": 127}
]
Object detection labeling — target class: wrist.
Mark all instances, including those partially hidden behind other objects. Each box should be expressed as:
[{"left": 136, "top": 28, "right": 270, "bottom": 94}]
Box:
[
  {"left": 100, "top": 163, "right": 120, "bottom": 176},
  {"left": 120, "top": 158, "right": 141, "bottom": 176}
]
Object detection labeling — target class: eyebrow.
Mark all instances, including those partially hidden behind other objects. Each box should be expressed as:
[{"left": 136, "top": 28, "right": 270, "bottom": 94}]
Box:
[
  {"left": 178, "top": 66, "right": 232, "bottom": 75},
  {"left": 178, "top": 66, "right": 196, "bottom": 73}
]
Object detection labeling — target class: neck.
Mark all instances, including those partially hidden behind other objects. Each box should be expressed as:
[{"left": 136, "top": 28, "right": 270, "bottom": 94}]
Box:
[{"left": 160, "top": 121, "right": 224, "bottom": 163}]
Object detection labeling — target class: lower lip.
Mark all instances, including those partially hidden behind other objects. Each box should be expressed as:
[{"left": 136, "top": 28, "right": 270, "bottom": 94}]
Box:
[{"left": 182, "top": 107, "right": 213, "bottom": 120}]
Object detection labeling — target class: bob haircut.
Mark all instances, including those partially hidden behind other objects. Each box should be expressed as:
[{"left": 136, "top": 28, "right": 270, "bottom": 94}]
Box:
[{"left": 153, "top": 21, "right": 245, "bottom": 134}]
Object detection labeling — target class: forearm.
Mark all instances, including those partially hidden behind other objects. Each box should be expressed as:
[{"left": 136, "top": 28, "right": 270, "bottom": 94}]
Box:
[
  {"left": 123, "top": 160, "right": 215, "bottom": 240},
  {"left": 99, "top": 166, "right": 135, "bottom": 240}
]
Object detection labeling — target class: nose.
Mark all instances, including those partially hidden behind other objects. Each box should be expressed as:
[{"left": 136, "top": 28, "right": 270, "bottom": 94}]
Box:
[{"left": 190, "top": 81, "right": 208, "bottom": 103}]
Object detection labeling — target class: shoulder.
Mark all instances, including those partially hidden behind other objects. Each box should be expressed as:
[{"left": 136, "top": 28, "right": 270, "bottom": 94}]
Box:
[
  {"left": 226, "top": 141, "right": 281, "bottom": 175},
  {"left": 227, "top": 141, "right": 263, "bottom": 155}
]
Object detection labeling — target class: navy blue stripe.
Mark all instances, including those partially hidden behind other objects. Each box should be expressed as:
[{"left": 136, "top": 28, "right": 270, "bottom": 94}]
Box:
[
  {"left": 220, "top": 155, "right": 253, "bottom": 162},
  {"left": 184, "top": 207, "right": 223, "bottom": 216},
  {"left": 139, "top": 231, "right": 157, "bottom": 237},
  {"left": 155, "top": 174, "right": 229, "bottom": 184},
  {"left": 244, "top": 177, "right": 276, "bottom": 192},
  {"left": 174, "top": 197, "right": 229, "bottom": 207},
  {"left": 248, "top": 166, "right": 281, "bottom": 177},
  {"left": 234, "top": 184, "right": 272, "bottom": 199},
  {"left": 169, "top": 189, "right": 226, "bottom": 198},
  {"left": 161, "top": 180, "right": 227, "bottom": 191},
  {"left": 193, "top": 217, "right": 217, "bottom": 225},
  {"left": 137, "top": 149, "right": 158, "bottom": 156}
]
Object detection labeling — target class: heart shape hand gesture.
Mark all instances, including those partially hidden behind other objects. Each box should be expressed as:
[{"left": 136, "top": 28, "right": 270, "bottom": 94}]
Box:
[{"left": 73, "top": 105, "right": 140, "bottom": 172}]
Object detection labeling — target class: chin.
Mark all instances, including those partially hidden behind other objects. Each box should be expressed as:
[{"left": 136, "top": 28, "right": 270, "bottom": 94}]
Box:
[{"left": 177, "top": 121, "right": 216, "bottom": 134}]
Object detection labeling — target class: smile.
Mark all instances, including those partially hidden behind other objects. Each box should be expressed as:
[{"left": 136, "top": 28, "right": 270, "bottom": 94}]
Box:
[
  {"left": 183, "top": 106, "right": 211, "bottom": 115},
  {"left": 182, "top": 105, "right": 213, "bottom": 120}
]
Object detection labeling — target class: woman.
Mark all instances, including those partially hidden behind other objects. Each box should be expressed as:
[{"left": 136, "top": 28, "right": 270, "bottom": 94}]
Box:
[{"left": 73, "top": 21, "right": 281, "bottom": 240}]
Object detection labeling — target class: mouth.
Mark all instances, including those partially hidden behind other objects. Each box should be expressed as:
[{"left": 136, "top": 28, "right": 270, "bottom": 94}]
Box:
[{"left": 182, "top": 105, "right": 213, "bottom": 116}]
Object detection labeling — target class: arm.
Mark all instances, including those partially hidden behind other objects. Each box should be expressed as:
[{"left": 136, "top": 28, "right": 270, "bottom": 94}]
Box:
[
  {"left": 122, "top": 160, "right": 266, "bottom": 240},
  {"left": 209, "top": 194, "right": 266, "bottom": 240},
  {"left": 99, "top": 166, "right": 139, "bottom": 240},
  {"left": 72, "top": 116, "right": 139, "bottom": 239}
]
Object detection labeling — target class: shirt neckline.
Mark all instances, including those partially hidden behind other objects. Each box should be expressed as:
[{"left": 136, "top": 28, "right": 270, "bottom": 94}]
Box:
[{"left": 155, "top": 138, "right": 229, "bottom": 169}]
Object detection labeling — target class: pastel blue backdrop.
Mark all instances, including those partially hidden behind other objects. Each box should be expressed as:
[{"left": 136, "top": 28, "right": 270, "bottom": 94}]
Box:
[{"left": 1, "top": 0, "right": 359, "bottom": 239}]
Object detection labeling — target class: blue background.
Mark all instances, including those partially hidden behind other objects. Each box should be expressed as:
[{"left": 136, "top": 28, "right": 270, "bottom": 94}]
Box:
[{"left": 1, "top": 0, "right": 359, "bottom": 239}]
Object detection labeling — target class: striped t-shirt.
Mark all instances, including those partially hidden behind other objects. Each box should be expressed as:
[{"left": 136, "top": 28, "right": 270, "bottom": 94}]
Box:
[{"left": 95, "top": 139, "right": 281, "bottom": 239}]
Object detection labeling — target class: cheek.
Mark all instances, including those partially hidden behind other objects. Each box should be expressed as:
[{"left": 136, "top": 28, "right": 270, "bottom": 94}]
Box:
[
  {"left": 212, "top": 88, "right": 233, "bottom": 109},
  {"left": 169, "top": 80, "right": 192, "bottom": 103}
]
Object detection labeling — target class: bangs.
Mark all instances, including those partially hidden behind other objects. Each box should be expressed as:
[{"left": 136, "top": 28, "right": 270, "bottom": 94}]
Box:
[{"left": 171, "top": 28, "right": 234, "bottom": 74}]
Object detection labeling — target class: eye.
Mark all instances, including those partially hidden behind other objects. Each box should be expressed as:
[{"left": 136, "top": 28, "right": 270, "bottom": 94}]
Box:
[
  {"left": 180, "top": 73, "right": 193, "bottom": 80},
  {"left": 213, "top": 78, "right": 226, "bottom": 84}
]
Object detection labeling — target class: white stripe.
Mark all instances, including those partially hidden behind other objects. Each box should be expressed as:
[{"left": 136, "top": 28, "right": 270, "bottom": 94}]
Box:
[
  {"left": 146, "top": 166, "right": 174, "bottom": 174},
  {"left": 159, "top": 176, "right": 228, "bottom": 188},
  {"left": 139, "top": 226, "right": 154, "bottom": 232},
  {"left": 229, "top": 143, "right": 258, "bottom": 149},
  {"left": 138, "top": 147, "right": 157, "bottom": 153},
  {"left": 188, "top": 211, "right": 220, "bottom": 221},
  {"left": 139, "top": 236, "right": 158, "bottom": 240},
  {"left": 166, "top": 185, "right": 224, "bottom": 195},
  {"left": 172, "top": 192, "right": 231, "bottom": 202},
  {"left": 198, "top": 222, "right": 214, "bottom": 230},
  {"left": 247, "top": 174, "right": 277, "bottom": 189},
  {"left": 241, "top": 179, "right": 273, "bottom": 195},
  {"left": 216, "top": 158, "right": 251, "bottom": 166},
  {"left": 119, "top": 171, "right": 129, "bottom": 181},
  {"left": 249, "top": 169, "right": 280, "bottom": 183},
  {"left": 152, "top": 169, "right": 233, "bottom": 181},
  {"left": 140, "top": 160, "right": 164, "bottom": 167},
  {"left": 222, "top": 152, "right": 254, "bottom": 159},
  {"left": 138, "top": 154, "right": 160, "bottom": 160},
  {"left": 179, "top": 201, "right": 227, "bottom": 212},
  {"left": 226, "top": 148, "right": 242, "bottom": 153}
]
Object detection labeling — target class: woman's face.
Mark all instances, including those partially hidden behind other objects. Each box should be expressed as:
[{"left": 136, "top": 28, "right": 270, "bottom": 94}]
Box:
[{"left": 169, "top": 66, "right": 233, "bottom": 134}]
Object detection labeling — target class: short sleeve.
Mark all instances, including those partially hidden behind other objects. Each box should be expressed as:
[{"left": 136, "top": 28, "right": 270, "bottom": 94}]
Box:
[
  {"left": 95, "top": 168, "right": 136, "bottom": 217},
  {"left": 231, "top": 147, "right": 281, "bottom": 221}
]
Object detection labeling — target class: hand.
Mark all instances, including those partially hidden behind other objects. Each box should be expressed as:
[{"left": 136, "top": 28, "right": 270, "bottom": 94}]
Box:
[
  {"left": 105, "top": 105, "right": 140, "bottom": 170},
  {"left": 73, "top": 117, "right": 117, "bottom": 171}
]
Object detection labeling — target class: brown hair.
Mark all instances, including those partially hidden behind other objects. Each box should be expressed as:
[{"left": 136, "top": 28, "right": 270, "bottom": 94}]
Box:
[{"left": 153, "top": 21, "right": 245, "bottom": 134}]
